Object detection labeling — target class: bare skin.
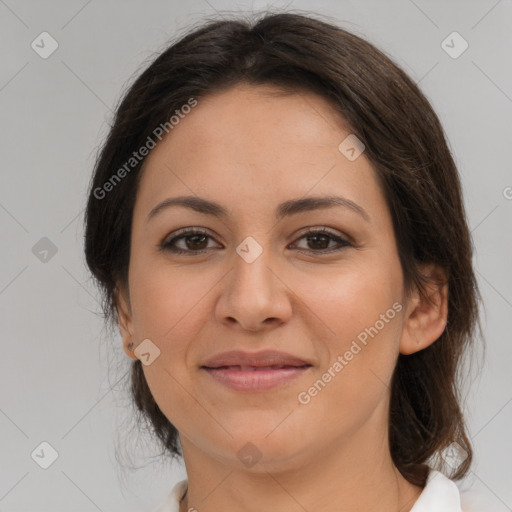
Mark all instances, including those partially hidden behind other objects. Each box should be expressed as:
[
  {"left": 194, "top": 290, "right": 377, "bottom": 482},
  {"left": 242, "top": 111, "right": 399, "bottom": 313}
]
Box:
[{"left": 116, "top": 83, "right": 448, "bottom": 512}]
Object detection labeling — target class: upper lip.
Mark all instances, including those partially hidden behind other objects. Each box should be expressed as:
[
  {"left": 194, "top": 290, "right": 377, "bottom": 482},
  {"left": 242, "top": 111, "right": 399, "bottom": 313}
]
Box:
[{"left": 201, "top": 350, "right": 312, "bottom": 369}]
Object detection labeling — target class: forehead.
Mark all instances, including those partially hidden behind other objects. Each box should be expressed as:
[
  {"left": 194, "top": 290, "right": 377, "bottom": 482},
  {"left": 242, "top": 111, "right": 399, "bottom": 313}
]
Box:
[
  {"left": 155, "top": 83, "right": 350, "bottom": 164},
  {"left": 134, "top": 83, "right": 385, "bottom": 222}
]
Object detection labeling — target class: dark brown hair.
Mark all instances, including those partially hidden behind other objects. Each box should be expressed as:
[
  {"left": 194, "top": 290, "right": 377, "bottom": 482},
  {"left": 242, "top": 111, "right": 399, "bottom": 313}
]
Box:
[{"left": 84, "top": 11, "right": 482, "bottom": 486}]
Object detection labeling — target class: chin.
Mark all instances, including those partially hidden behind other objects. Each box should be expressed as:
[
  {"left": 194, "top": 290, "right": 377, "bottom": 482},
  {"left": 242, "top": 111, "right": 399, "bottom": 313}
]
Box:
[{"left": 211, "top": 426, "right": 311, "bottom": 472}]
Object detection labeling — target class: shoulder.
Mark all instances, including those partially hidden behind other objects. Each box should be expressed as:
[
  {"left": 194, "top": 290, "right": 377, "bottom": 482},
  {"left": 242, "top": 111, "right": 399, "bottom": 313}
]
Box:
[
  {"left": 411, "top": 470, "right": 489, "bottom": 512},
  {"left": 151, "top": 479, "right": 188, "bottom": 512},
  {"left": 411, "top": 470, "right": 462, "bottom": 511}
]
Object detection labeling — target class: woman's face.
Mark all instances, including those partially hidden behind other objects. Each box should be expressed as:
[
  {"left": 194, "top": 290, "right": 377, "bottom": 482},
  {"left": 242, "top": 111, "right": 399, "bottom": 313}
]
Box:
[{"left": 119, "top": 83, "right": 416, "bottom": 471}]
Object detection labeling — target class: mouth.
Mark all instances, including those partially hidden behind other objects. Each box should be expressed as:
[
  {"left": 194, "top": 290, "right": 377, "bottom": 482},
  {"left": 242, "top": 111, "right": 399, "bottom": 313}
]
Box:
[
  {"left": 201, "top": 364, "right": 313, "bottom": 391},
  {"left": 203, "top": 364, "right": 311, "bottom": 370}
]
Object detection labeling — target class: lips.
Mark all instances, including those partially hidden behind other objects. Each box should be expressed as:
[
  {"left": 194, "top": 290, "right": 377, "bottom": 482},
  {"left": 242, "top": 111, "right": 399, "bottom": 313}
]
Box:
[
  {"left": 202, "top": 365, "right": 312, "bottom": 392},
  {"left": 200, "top": 350, "right": 313, "bottom": 391},
  {"left": 213, "top": 365, "right": 305, "bottom": 371},
  {"left": 201, "top": 349, "right": 312, "bottom": 369}
]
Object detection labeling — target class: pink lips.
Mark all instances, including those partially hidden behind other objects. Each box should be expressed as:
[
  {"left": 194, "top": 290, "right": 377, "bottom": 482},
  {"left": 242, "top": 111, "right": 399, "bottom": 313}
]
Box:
[{"left": 201, "top": 349, "right": 313, "bottom": 391}]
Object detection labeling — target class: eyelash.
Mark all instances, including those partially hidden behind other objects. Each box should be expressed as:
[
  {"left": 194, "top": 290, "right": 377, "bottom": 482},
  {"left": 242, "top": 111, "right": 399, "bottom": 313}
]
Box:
[{"left": 160, "top": 227, "right": 352, "bottom": 256}]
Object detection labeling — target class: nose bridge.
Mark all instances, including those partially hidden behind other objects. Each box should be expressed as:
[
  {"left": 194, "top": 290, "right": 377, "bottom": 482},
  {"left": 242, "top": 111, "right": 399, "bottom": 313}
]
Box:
[
  {"left": 235, "top": 237, "right": 274, "bottom": 298},
  {"left": 216, "top": 234, "right": 292, "bottom": 331}
]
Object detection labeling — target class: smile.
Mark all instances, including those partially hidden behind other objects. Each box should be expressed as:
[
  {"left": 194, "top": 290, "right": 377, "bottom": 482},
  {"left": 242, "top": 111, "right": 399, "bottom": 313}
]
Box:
[{"left": 202, "top": 365, "right": 312, "bottom": 391}]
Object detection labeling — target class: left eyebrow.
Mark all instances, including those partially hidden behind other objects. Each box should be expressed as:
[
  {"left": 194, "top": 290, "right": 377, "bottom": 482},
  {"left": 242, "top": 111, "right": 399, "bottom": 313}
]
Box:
[{"left": 146, "top": 194, "right": 371, "bottom": 224}]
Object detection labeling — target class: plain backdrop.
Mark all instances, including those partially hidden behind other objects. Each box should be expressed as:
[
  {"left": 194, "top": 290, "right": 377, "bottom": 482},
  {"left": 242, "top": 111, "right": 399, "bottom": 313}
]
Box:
[{"left": 1, "top": 0, "right": 511, "bottom": 511}]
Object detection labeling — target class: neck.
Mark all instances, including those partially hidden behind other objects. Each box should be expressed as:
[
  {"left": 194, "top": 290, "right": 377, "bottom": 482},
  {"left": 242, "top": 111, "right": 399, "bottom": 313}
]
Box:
[{"left": 177, "top": 425, "right": 423, "bottom": 512}]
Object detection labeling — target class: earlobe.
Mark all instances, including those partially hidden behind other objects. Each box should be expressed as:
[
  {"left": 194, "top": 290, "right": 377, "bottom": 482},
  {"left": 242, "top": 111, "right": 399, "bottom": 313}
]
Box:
[
  {"left": 399, "top": 264, "right": 449, "bottom": 356},
  {"left": 114, "top": 285, "right": 138, "bottom": 360}
]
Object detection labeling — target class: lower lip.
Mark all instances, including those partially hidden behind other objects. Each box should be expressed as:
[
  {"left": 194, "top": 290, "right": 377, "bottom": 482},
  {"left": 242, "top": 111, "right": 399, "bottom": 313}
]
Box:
[{"left": 202, "top": 366, "right": 311, "bottom": 391}]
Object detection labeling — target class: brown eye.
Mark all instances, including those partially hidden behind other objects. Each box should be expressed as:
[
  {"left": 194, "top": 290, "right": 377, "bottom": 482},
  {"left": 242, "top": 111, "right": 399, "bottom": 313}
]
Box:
[
  {"left": 291, "top": 229, "right": 351, "bottom": 254},
  {"left": 183, "top": 234, "right": 208, "bottom": 250},
  {"left": 306, "top": 233, "right": 331, "bottom": 250},
  {"left": 160, "top": 227, "right": 351, "bottom": 256},
  {"left": 161, "top": 229, "right": 219, "bottom": 255}
]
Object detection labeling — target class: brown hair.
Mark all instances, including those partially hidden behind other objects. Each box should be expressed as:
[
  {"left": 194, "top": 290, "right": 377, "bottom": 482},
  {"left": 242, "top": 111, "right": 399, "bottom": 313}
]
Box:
[{"left": 84, "top": 11, "right": 482, "bottom": 486}]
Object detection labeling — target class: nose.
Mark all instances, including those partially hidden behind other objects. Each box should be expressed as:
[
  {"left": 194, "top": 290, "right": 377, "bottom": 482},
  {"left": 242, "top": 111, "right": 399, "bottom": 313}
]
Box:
[{"left": 215, "top": 243, "right": 293, "bottom": 333}]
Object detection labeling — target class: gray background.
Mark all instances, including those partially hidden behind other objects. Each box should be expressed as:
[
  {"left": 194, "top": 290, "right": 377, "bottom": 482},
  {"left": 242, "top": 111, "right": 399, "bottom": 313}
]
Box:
[{"left": 1, "top": 0, "right": 511, "bottom": 510}]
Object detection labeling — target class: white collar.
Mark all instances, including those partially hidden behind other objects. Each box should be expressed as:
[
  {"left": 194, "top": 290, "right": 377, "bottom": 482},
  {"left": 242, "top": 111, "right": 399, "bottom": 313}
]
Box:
[
  {"left": 154, "top": 469, "right": 462, "bottom": 512},
  {"left": 410, "top": 470, "right": 462, "bottom": 511}
]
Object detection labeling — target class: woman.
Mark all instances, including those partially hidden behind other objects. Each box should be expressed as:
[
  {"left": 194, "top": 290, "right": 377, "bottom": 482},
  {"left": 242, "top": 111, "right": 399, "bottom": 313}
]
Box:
[{"left": 84, "top": 11, "right": 482, "bottom": 512}]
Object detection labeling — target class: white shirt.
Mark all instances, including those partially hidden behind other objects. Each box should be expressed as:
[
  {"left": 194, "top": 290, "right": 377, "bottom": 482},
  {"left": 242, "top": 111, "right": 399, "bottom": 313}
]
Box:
[{"left": 152, "top": 469, "right": 474, "bottom": 512}]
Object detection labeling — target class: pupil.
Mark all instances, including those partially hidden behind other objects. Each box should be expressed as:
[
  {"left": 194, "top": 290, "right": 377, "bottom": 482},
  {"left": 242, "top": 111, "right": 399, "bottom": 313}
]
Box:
[
  {"left": 188, "top": 235, "right": 207, "bottom": 250},
  {"left": 308, "top": 234, "right": 328, "bottom": 250}
]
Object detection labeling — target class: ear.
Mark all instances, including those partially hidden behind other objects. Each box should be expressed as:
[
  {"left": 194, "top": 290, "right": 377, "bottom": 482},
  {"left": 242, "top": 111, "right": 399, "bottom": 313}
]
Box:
[
  {"left": 399, "top": 264, "right": 448, "bottom": 355},
  {"left": 115, "top": 283, "right": 138, "bottom": 361}
]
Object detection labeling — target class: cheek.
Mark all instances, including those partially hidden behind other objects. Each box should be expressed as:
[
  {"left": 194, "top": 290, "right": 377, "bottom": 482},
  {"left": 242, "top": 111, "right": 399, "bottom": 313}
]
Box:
[
  {"left": 301, "top": 254, "right": 403, "bottom": 344},
  {"left": 128, "top": 264, "right": 211, "bottom": 433},
  {"left": 129, "top": 258, "right": 213, "bottom": 341},
  {"left": 298, "top": 258, "right": 403, "bottom": 399},
  {"left": 292, "top": 280, "right": 403, "bottom": 441}
]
